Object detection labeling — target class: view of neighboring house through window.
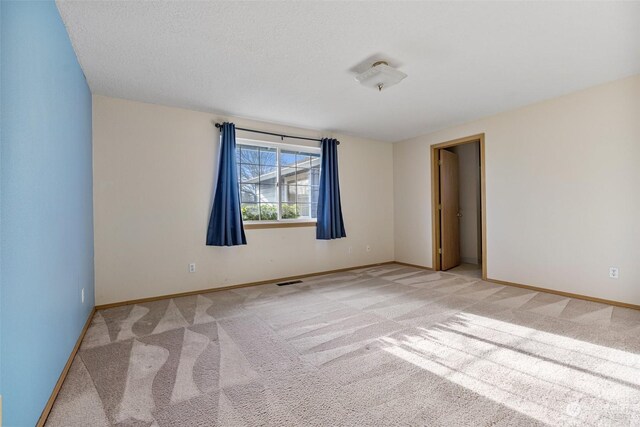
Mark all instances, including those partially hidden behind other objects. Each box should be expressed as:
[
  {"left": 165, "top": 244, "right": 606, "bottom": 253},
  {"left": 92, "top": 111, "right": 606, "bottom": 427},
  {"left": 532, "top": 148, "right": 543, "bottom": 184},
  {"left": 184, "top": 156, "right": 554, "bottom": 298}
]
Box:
[{"left": 237, "top": 139, "right": 321, "bottom": 221}]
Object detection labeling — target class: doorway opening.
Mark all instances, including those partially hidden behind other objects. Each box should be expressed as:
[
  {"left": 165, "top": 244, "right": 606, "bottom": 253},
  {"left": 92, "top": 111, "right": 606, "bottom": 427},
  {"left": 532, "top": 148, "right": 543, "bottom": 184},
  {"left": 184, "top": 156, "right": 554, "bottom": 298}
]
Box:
[{"left": 431, "top": 134, "right": 486, "bottom": 280}]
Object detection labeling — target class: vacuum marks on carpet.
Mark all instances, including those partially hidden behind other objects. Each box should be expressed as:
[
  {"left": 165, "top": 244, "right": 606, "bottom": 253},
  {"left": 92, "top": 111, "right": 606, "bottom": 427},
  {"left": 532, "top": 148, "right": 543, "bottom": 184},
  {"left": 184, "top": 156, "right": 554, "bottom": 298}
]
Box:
[{"left": 46, "top": 264, "right": 640, "bottom": 426}]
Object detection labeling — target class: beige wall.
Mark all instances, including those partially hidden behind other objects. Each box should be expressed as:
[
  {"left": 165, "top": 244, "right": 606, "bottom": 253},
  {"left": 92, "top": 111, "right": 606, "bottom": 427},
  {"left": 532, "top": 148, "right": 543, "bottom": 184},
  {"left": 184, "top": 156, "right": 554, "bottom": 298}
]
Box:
[
  {"left": 93, "top": 95, "right": 394, "bottom": 305},
  {"left": 95, "top": 74, "right": 640, "bottom": 306},
  {"left": 450, "top": 142, "right": 481, "bottom": 264},
  {"left": 394, "top": 74, "right": 640, "bottom": 305}
]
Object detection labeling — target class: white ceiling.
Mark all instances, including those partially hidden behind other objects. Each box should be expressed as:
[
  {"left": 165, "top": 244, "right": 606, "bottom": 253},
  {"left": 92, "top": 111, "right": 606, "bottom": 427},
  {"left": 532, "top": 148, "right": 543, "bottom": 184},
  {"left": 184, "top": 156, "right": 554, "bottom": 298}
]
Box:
[{"left": 57, "top": 1, "right": 640, "bottom": 142}]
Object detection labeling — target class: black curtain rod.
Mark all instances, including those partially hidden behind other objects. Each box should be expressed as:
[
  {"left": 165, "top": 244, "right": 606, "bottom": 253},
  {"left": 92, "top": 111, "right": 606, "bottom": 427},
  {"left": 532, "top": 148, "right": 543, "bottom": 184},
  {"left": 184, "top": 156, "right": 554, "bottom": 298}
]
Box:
[{"left": 214, "top": 123, "right": 339, "bottom": 145}]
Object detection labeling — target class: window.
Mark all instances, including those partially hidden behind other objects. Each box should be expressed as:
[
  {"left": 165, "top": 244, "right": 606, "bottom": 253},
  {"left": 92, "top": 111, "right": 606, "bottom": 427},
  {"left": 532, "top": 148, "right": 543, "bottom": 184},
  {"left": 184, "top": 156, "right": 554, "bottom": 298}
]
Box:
[{"left": 236, "top": 139, "right": 321, "bottom": 222}]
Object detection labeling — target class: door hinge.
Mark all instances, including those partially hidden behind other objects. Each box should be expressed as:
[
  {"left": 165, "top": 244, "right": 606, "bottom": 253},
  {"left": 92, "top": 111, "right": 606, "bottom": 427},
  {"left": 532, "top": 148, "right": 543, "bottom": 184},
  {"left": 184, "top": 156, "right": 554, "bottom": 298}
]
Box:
[
  {"left": 438, "top": 160, "right": 443, "bottom": 166},
  {"left": 438, "top": 248, "right": 442, "bottom": 254},
  {"left": 438, "top": 204, "right": 442, "bottom": 210}
]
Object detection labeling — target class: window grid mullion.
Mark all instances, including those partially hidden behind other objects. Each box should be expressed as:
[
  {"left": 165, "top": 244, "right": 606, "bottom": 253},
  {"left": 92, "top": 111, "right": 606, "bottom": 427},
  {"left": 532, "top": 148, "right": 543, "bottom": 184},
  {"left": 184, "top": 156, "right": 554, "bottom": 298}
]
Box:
[
  {"left": 276, "top": 147, "right": 281, "bottom": 221},
  {"left": 257, "top": 148, "right": 262, "bottom": 221}
]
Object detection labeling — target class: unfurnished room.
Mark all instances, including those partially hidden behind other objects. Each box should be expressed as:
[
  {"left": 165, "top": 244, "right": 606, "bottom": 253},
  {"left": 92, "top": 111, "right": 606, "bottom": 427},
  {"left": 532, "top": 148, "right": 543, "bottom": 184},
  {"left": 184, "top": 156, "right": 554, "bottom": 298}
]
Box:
[{"left": 1, "top": 1, "right": 640, "bottom": 426}]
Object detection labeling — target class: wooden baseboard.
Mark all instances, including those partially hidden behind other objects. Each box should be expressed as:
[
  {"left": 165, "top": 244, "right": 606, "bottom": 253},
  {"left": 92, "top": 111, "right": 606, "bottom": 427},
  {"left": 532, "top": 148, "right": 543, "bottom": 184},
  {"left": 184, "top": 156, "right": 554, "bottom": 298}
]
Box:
[
  {"left": 94, "top": 260, "right": 640, "bottom": 313},
  {"left": 393, "top": 261, "right": 434, "bottom": 271},
  {"left": 95, "top": 261, "right": 397, "bottom": 311},
  {"left": 395, "top": 261, "right": 640, "bottom": 311},
  {"left": 36, "top": 308, "right": 96, "bottom": 427},
  {"left": 486, "top": 277, "right": 640, "bottom": 311}
]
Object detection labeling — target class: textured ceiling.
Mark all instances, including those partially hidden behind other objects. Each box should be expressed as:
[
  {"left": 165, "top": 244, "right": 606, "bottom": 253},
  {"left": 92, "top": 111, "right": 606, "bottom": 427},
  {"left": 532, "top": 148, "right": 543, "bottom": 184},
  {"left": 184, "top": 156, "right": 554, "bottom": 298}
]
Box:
[{"left": 57, "top": 1, "right": 640, "bottom": 142}]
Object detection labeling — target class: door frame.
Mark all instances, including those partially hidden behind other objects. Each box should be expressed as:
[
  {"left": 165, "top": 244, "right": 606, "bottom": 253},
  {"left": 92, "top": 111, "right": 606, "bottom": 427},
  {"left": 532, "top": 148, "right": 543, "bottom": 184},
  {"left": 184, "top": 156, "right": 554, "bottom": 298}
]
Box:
[{"left": 431, "top": 133, "right": 487, "bottom": 280}]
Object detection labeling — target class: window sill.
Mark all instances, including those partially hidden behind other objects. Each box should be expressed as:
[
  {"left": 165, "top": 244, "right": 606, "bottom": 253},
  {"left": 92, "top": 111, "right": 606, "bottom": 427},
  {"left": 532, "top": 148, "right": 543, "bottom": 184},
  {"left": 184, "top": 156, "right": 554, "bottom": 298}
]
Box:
[{"left": 244, "top": 221, "right": 317, "bottom": 230}]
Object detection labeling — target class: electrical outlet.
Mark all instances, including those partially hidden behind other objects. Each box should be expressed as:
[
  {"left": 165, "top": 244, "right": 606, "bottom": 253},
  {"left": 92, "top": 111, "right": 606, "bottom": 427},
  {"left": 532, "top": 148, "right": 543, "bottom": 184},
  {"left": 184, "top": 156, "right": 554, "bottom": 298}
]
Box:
[
  {"left": 81, "top": 288, "right": 85, "bottom": 304},
  {"left": 366, "top": 245, "right": 371, "bottom": 252},
  {"left": 348, "top": 246, "right": 353, "bottom": 255},
  {"left": 609, "top": 267, "right": 619, "bottom": 279},
  {"left": 189, "top": 263, "right": 196, "bottom": 273}
]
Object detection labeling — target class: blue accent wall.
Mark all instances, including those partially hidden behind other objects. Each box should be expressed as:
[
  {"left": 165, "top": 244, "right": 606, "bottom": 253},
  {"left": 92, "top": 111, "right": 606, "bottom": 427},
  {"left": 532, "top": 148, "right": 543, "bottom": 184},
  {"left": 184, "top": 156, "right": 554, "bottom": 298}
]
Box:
[{"left": 1, "top": 2, "right": 94, "bottom": 426}]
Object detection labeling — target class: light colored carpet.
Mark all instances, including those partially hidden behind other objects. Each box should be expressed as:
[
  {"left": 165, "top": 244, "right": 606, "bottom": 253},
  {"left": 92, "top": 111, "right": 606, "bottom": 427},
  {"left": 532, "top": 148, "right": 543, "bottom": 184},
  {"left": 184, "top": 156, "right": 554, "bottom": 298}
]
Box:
[
  {"left": 447, "top": 263, "right": 482, "bottom": 279},
  {"left": 46, "top": 264, "right": 640, "bottom": 426}
]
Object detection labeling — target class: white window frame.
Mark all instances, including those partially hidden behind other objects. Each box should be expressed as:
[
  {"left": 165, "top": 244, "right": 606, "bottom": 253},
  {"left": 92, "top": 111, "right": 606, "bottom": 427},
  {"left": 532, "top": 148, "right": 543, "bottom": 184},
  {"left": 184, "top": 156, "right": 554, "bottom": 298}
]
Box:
[{"left": 237, "top": 138, "right": 321, "bottom": 224}]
